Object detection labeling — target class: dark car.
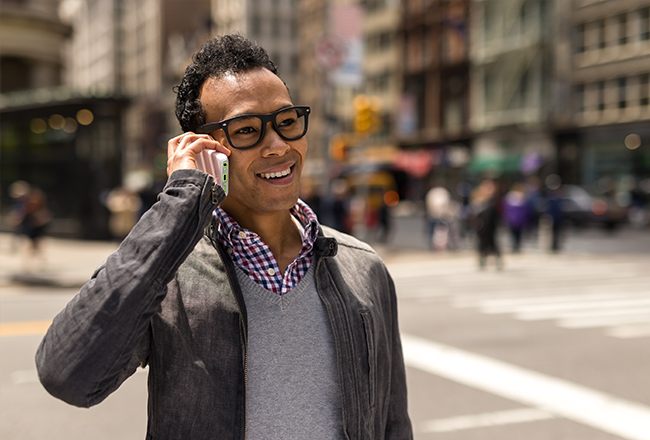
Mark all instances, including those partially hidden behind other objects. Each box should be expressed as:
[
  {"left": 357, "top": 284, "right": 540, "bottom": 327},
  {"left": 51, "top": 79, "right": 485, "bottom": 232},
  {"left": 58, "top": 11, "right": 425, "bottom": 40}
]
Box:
[{"left": 541, "top": 185, "right": 627, "bottom": 229}]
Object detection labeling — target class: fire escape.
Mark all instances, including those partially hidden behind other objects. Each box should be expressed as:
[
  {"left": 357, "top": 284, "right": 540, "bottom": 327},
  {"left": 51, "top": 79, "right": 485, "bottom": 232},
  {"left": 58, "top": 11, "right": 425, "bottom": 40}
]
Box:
[{"left": 471, "top": 0, "right": 548, "bottom": 131}]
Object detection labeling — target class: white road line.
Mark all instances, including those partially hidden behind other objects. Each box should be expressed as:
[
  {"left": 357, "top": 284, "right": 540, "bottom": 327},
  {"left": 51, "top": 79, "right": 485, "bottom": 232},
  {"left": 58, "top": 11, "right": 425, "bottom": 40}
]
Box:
[
  {"left": 452, "top": 288, "right": 650, "bottom": 308},
  {"left": 401, "top": 334, "right": 650, "bottom": 440},
  {"left": 559, "top": 314, "right": 650, "bottom": 329},
  {"left": 420, "top": 408, "right": 556, "bottom": 433},
  {"left": 607, "top": 323, "right": 650, "bottom": 338},
  {"left": 486, "top": 297, "right": 650, "bottom": 315},
  {"left": 459, "top": 292, "right": 650, "bottom": 311},
  {"left": 11, "top": 369, "right": 39, "bottom": 385},
  {"left": 517, "top": 306, "right": 650, "bottom": 321}
]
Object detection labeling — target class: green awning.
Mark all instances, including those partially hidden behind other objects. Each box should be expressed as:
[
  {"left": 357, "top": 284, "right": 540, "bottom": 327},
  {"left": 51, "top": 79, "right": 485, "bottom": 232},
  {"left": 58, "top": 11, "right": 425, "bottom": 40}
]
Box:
[{"left": 467, "top": 154, "right": 521, "bottom": 174}]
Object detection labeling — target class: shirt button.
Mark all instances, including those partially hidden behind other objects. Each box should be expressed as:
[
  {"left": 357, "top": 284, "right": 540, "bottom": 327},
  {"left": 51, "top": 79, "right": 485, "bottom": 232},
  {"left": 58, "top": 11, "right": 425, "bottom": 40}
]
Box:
[
  {"left": 238, "top": 231, "right": 246, "bottom": 239},
  {"left": 267, "top": 268, "right": 276, "bottom": 276},
  {"left": 227, "top": 248, "right": 233, "bottom": 255}
]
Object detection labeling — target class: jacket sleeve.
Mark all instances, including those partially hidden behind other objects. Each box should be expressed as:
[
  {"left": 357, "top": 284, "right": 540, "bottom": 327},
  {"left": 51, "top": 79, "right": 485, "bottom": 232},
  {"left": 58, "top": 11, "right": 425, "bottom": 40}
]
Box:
[
  {"left": 385, "top": 270, "right": 414, "bottom": 439},
  {"left": 35, "top": 169, "right": 225, "bottom": 408}
]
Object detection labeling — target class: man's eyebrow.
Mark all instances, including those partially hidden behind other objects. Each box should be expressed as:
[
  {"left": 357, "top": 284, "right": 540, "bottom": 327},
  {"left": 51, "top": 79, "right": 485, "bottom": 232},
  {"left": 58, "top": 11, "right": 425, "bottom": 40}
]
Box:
[{"left": 226, "top": 105, "right": 295, "bottom": 119}]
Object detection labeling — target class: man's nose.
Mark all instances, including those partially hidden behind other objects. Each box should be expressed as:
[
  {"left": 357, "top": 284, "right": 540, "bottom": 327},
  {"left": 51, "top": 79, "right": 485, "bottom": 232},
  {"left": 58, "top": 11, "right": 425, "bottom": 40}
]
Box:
[{"left": 260, "top": 122, "right": 290, "bottom": 156}]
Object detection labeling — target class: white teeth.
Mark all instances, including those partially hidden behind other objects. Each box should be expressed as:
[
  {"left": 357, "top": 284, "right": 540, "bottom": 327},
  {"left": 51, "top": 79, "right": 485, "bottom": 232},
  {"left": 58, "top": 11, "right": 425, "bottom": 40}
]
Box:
[{"left": 260, "top": 167, "right": 291, "bottom": 179}]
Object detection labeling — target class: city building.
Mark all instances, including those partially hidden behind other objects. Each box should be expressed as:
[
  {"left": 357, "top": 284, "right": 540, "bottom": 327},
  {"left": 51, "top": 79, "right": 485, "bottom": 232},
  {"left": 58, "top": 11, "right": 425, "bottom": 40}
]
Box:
[
  {"left": 359, "top": 0, "right": 401, "bottom": 165},
  {"left": 468, "top": 0, "right": 555, "bottom": 181},
  {"left": 396, "top": 0, "right": 472, "bottom": 197},
  {"left": 1, "top": 0, "right": 214, "bottom": 238},
  {"left": 0, "top": 0, "right": 70, "bottom": 93},
  {"left": 60, "top": 0, "right": 212, "bottom": 175},
  {"left": 558, "top": 0, "right": 650, "bottom": 192},
  {"left": 0, "top": 0, "right": 125, "bottom": 238},
  {"left": 211, "top": 0, "right": 300, "bottom": 99}
]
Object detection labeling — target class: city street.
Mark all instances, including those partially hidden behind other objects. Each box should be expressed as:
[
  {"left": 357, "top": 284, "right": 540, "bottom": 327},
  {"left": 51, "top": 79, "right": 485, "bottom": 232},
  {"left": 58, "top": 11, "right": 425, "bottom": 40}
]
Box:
[{"left": 1, "top": 220, "right": 650, "bottom": 439}]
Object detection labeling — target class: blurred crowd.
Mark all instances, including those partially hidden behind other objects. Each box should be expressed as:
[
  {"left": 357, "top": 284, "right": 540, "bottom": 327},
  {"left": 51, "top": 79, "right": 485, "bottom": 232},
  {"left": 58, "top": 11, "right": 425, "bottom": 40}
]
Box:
[
  {"left": 7, "top": 172, "right": 649, "bottom": 267},
  {"left": 421, "top": 175, "right": 650, "bottom": 267}
]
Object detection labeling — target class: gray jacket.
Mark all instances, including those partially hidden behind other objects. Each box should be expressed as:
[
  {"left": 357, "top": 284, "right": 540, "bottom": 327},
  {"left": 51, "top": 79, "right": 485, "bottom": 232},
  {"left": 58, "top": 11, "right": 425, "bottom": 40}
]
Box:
[{"left": 36, "top": 169, "right": 413, "bottom": 440}]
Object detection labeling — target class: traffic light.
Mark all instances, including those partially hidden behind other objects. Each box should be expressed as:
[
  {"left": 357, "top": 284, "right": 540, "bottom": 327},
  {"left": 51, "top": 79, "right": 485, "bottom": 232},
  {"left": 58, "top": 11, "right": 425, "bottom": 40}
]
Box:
[{"left": 353, "top": 95, "right": 381, "bottom": 134}]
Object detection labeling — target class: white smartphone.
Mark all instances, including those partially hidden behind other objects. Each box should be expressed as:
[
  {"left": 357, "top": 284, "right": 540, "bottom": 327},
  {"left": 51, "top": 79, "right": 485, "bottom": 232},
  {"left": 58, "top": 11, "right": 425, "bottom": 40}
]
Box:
[{"left": 196, "top": 150, "right": 229, "bottom": 196}]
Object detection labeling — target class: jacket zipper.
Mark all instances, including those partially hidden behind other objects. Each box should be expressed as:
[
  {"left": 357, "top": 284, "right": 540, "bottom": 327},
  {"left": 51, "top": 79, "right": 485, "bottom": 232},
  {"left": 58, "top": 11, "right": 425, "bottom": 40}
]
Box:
[
  {"left": 208, "top": 225, "right": 248, "bottom": 440},
  {"left": 315, "top": 256, "right": 358, "bottom": 440}
]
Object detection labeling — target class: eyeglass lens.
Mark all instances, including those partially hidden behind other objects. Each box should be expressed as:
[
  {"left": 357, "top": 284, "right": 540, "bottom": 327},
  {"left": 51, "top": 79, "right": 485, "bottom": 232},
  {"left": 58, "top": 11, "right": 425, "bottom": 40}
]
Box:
[{"left": 227, "top": 108, "right": 307, "bottom": 149}]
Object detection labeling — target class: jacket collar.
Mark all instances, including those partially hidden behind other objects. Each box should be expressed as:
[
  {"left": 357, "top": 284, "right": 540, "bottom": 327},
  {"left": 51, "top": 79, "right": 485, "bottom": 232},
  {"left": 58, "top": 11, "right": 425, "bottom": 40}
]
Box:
[
  {"left": 315, "top": 227, "right": 338, "bottom": 258},
  {"left": 206, "top": 216, "right": 338, "bottom": 258}
]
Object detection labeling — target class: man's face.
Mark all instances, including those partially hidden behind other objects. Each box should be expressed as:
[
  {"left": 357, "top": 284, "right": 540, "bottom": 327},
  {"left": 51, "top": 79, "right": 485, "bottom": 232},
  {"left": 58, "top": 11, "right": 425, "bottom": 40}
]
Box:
[{"left": 199, "top": 68, "right": 308, "bottom": 220}]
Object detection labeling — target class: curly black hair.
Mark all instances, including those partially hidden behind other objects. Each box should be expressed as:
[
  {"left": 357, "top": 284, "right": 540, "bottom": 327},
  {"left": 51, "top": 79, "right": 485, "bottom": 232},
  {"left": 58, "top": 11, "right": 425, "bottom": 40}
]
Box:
[{"left": 174, "top": 34, "right": 279, "bottom": 133}]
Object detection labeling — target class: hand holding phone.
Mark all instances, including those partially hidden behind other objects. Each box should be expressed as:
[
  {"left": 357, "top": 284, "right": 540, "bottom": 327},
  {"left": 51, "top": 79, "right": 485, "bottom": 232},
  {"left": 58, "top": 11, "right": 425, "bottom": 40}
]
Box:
[{"left": 196, "top": 150, "right": 229, "bottom": 196}]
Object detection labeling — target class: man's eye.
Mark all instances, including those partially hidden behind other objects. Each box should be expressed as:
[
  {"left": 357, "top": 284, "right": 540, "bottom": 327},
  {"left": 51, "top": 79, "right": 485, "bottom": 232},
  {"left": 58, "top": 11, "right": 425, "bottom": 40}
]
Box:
[
  {"left": 234, "top": 126, "right": 258, "bottom": 135},
  {"left": 278, "top": 117, "right": 297, "bottom": 127}
]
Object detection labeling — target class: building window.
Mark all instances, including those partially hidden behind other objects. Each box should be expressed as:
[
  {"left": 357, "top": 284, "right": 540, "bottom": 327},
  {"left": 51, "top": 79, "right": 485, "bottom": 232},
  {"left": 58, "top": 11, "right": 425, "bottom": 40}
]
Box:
[
  {"left": 597, "top": 19, "right": 606, "bottom": 49},
  {"left": 641, "top": 74, "right": 649, "bottom": 106},
  {"left": 378, "top": 71, "right": 391, "bottom": 90},
  {"left": 379, "top": 31, "right": 392, "bottom": 50},
  {"left": 597, "top": 81, "right": 606, "bottom": 111},
  {"left": 250, "top": 14, "right": 261, "bottom": 36},
  {"left": 575, "top": 84, "right": 585, "bottom": 113},
  {"left": 617, "top": 14, "right": 628, "bottom": 45},
  {"left": 618, "top": 77, "right": 627, "bottom": 109},
  {"left": 576, "top": 23, "right": 586, "bottom": 52},
  {"left": 640, "top": 8, "right": 650, "bottom": 41}
]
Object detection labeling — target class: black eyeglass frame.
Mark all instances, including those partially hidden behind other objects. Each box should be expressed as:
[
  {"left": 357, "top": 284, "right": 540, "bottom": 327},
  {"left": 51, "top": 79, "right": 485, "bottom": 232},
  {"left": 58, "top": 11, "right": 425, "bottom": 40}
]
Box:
[{"left": 195, "top": 105, "right": 311, "bottom": 150}]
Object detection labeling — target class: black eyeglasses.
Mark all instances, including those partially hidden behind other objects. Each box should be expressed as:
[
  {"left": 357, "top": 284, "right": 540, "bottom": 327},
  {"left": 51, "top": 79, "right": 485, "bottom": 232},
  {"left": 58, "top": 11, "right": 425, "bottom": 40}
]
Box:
[{"left": 195, "top": 105, "right": 311, "bottom": 150}]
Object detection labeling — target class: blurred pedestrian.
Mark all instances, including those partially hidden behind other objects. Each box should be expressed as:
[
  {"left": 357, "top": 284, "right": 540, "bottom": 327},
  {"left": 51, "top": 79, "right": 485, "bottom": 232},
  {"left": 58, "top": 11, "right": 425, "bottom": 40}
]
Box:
[
  {"left": 502, "top": 183, "right": 530, "bottom": 253},
  {"left": 425, "top": 185, "right": 452, "bottom": 250},
  {"left": 628, "top": 178, "right": 649, "bottom": 228},
  {"left": 106, "top": 186, "right": 142, "bottom": 241},
  {"left": 8, "top": 180, "right": 32, "bottom": 251},
  {"left": 330, "top": 178, "right": 352, "bottom": 234},
  {"left": 470, "top": 179, "right": 503, "bottom": 269},
  {"left": 546, "top": 186, "right": 565, "bottom": 252},
  {"left": 377, "top": 196, "right": 392, "bottom": 243},
  {"left": 11, "top": 185, "right": 51, "bottom": 269}
]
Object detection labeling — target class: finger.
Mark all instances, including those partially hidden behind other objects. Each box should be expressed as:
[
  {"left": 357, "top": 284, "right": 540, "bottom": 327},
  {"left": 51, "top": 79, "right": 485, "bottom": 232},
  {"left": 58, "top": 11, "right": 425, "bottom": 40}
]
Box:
[{"left": 167, "top": 133, "right": 228, "bottom": 176}]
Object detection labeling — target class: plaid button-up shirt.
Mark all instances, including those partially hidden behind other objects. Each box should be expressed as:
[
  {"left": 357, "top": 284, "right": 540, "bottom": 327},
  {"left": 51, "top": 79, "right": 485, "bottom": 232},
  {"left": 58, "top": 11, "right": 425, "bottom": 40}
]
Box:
[{"left": 215, "top": 199, "right": 319, "bottom": 295}]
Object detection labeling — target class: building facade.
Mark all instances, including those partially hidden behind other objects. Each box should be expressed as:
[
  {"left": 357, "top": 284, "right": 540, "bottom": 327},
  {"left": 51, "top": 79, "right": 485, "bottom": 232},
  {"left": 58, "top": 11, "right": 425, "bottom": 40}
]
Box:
[
  {"left": 360, "top": 0, "right": 401, "bottom": 164},
  {"left": 468, "top": 0, "right": 555, "bottom": 180},
  {"left": 397, "top": 0, "right": 472, "bottom": 194},
  {"left": 559, "top": 0, "right": 650, "bottom": 192},
  {"left": 0, "top": 0, "right": 125, "bottom": 238},
  {"left": 0, "top": 0, "right": 70, "bottom": 93},
  {"left": 60, "top": 0, "right": 212, "bottom": 175}
]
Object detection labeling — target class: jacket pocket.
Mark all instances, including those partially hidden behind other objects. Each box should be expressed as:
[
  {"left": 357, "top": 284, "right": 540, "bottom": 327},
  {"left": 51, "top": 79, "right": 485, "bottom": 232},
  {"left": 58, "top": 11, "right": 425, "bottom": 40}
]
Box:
[{"left": 360, "top": 310, "right": 376, "bottom": 411}]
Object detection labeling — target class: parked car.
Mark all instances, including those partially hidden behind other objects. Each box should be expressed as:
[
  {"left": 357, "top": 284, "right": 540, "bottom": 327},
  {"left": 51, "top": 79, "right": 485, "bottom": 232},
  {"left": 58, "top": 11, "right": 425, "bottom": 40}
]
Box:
[{"left": 539, "top": 185, "right": 627, "bottom": 229}]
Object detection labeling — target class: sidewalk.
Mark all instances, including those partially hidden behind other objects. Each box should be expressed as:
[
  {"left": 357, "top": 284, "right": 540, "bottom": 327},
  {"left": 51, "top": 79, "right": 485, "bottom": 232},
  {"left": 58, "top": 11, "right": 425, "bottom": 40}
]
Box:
[
  {"left": 0, "top": 233, "right": 118, "bottom": 288},
  {"left": 0, "top": 217, "right": 444, "bottom": 288},
  {"left": 2, "top": 215, "right": 647, "bottom": 288}
]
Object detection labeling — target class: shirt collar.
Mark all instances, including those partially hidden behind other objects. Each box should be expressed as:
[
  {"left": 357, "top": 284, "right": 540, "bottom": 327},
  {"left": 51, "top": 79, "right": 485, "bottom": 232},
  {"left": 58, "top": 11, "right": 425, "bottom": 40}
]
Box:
[{"left": 215, "top": 199, "right": 319, "bottom": 249}]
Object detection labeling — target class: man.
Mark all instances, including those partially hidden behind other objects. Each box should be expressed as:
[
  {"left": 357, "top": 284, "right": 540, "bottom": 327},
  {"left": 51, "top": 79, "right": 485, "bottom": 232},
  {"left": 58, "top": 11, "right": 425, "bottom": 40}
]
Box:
[{"left": 36, "top": 34, "right": 412, "bottom": 439}]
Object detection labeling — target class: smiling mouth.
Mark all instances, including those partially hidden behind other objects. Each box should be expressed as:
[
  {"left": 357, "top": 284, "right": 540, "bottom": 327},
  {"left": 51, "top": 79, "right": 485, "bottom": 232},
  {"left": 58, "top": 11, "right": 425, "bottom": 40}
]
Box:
[{"left": 258, "top": 166, "right": 292, "bottom": 180}]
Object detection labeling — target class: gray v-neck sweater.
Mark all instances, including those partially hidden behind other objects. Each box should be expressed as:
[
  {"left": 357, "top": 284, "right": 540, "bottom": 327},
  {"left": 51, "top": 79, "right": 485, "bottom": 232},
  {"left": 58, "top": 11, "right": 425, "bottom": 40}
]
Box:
[{"left": 235, "top": 265, "right": 343, "bottom": 439}]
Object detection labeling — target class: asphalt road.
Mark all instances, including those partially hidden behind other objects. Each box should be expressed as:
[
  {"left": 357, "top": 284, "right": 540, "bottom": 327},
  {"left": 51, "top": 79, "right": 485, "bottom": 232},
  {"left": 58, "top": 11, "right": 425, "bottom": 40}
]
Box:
[{"left": 1, "top": 220, "right": 649, "bottom": 440}]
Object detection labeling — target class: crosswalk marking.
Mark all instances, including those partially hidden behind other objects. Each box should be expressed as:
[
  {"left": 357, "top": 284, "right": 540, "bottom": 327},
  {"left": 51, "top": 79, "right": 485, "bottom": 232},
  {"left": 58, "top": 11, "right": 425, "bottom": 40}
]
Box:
[
  {"left": 389, "top": 253, "right": 650, "bottom": 338},
  {"left": 419, "top": 408, "right": 556, "bottom": 433},
  {"left": 487, "top": 297, "right": 650, "bottom": 315},
  {"left": 559, "top": 313, "right": 650, "bottom": 329},
  {"left": 518, "top": 306, "right": 650, "bottom": 321},
  {"left": 457, "top": 291, "right": 650, "bottom": 311},
  {"left": 606, "top": 324, "right": 650, "bottom": 338},
  {"left": 402, "top": 334, "right": 650, "bottom": 440}
]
